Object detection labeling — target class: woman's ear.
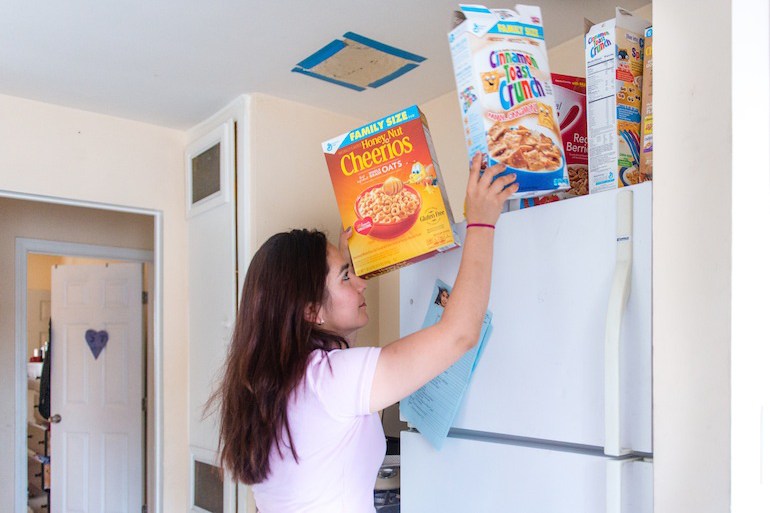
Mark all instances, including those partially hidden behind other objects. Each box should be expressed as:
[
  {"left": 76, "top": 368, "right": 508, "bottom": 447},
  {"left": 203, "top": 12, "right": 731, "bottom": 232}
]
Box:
[{"left": 304, "top": 303, "right": 325, "bottom": 326}]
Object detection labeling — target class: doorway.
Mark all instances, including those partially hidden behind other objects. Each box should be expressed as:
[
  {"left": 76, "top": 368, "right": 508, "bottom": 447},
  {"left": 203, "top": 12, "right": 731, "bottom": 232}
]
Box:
[
  {"left": 2, "top": 194, "right": 164, "bottom": 513},
  {"left": 25, "top": 253, "right": 151, "bottom": 513}
]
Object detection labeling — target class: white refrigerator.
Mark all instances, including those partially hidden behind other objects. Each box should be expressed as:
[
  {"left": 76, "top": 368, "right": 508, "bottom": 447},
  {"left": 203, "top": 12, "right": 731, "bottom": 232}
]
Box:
[{"left": 399, "top": 182, "right": 653, "bottom": 512}]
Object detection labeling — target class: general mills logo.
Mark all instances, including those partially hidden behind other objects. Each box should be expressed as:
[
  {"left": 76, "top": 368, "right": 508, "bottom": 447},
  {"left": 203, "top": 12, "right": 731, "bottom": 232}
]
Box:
[{"left": 326, "top": 143, "right": 332, "bottom": 151}]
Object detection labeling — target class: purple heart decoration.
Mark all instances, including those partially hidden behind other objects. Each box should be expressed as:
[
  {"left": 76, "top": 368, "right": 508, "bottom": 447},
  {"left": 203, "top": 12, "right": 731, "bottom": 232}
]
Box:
[{"left": 85, "top": 329, "right": 109, "bottom": 360}]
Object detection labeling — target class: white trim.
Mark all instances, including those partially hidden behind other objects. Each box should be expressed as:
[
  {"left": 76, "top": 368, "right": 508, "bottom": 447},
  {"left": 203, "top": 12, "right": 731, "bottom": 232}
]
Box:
[
  {"left": 185, "top": 93, "right": 254, "bottom": 513},
  {"left": 153, "top": 212, "right": 165, "bottom": 513},
  {"left": 185, "top": 120, "right": 235, "bottom": 218},
  {"left": 4, "top": 189, "right": 164, "bottom": 513},
  {"left": 189, "top": 445, "right": 236, "bottom": 513}
]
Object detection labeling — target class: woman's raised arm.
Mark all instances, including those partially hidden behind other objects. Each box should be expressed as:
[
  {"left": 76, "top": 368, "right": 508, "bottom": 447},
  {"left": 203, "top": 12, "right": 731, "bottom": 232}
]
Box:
[{"left": 369, "top": 153, "right": 516, "bottom": 413}]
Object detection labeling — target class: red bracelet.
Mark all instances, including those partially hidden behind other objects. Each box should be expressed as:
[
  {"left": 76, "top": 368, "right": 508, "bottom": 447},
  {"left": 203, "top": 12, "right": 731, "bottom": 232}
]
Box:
[{"left": 466, "top": 223, "right": 495, "bottom": 230}]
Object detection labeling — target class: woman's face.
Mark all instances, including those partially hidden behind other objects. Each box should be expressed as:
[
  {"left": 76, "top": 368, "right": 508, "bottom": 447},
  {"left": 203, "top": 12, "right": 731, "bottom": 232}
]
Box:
[
  {"left": 439, "top": 290, "right": 449, "bottom": 307},
  {"left": 316, "top": 244, "right": 368, "bottom": 337}
]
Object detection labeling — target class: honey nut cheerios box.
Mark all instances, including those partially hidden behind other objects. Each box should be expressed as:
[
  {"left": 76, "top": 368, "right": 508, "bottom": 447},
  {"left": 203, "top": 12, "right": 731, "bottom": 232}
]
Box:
[
  {"left": 448, "top": 3, "right": 569, "bottom": 200},
  {"left": 323, "top": 105, "right": 460, "bottom": 279}
]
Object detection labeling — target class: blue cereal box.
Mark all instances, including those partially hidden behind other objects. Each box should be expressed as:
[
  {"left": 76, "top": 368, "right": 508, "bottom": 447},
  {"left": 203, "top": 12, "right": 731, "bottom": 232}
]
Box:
[{"left": 448, "top": 4, "right": 568, "bottom": 199}]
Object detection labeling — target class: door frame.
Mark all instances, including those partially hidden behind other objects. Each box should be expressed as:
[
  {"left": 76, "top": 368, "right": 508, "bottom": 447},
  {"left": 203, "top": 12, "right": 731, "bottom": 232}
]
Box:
[{"left": 7, "top": 190, "right": 164, "bottom": 513}]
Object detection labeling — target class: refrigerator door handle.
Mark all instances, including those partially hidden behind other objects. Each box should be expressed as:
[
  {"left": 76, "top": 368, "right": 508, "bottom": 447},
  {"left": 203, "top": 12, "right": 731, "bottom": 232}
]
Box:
[{"left": 605, "top": 189, "right": 633, "bottom": 457}]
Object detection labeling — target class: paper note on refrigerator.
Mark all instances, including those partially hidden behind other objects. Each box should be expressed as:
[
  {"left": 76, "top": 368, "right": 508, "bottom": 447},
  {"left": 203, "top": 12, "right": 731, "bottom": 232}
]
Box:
[{"left": 400, "top": 279, "right": 492, "bottom": 450}]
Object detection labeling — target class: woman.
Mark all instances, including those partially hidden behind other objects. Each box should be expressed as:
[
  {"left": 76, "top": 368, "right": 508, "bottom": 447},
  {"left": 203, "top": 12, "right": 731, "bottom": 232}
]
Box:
[
  {"left": 209, "top": 154, "right": 515, "bottom": 512},
  {"left": 435, "top": 287, "right": 450, "bottom": 308}
]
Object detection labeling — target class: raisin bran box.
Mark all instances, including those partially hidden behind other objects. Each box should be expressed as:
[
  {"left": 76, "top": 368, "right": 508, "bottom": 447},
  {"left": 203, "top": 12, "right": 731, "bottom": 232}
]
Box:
[
  {"left": 448, "top": 4, "right": 569, "bottom": 199},
  {"left": 513, "top": 73, "right": 589, "bottom": 210},
  {"left": 552, "top": 73, "right": 589, "bottom": 197},
  {"left": 323, "top": 106, "right": 459, "bottom": 279},
  {"left": 585, "top": 8, "right": 650, "bottom": 193}
]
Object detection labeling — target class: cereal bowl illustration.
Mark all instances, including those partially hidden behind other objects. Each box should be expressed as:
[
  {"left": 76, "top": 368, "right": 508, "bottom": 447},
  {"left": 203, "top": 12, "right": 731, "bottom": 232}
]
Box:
[
  {"left": 354, "top": 177, "right": 422, "bottom": 239},
  {"left": 486, "top": 121, "right": 565, "bottom": 190}
]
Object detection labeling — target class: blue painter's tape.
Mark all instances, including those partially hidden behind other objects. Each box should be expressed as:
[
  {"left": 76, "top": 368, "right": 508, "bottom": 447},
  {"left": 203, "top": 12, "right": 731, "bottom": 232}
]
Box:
[
  {"left": 368, "top": 63, "right": 420, "bottom": 88},
  {"left": 460, "top": 5, "right": 493, "bottom": 13},
  {"left": 343, "top": 31, "right": 426, "bottom": 63},
  {"left": 290, "top": 67, "right": 365, "bottom": 91},
  {"left": 295, "top": 39, "right": 347, "bottom": 70}
]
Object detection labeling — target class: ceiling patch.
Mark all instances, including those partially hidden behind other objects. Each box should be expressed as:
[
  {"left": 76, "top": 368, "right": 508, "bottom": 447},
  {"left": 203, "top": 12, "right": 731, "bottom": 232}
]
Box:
[{"left": 292, "top": 32, "right": 426, "bottom": 91}]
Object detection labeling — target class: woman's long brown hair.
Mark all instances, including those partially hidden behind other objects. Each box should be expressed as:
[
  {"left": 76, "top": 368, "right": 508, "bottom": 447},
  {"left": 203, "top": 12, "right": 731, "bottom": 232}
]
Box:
[{"left": 206, "top": 229, "right": 348, "bottom": 484}]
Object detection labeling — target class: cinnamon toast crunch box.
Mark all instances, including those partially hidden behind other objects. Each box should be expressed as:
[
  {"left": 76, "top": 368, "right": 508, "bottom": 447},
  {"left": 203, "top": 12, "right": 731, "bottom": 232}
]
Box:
[
  {"left": 448, "top": 3, "right": 569, "bottom": 199},
  {"left": 585, "top": 8, "right": 650, "bottom": 193},
  {"left": 323, "top": 106, "right": 459, "bottom": 279}
]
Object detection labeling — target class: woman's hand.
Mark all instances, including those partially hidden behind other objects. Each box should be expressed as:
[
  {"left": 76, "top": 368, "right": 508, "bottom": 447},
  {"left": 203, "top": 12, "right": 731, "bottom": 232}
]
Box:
[
  {"left": 464, "top": 153, "right": 518, "bottom": 226},
  {"left": 338, "top": 226, "right": 353, "bottom": 264}
]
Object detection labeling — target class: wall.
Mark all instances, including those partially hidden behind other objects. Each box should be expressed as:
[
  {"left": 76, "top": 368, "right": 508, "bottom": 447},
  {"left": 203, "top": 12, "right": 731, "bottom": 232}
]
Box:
[
  {"left": 247, "top": 93, "right": 379, "bottom": 346},
  {"left": 26, "top": 255, "right": 64, "bottom": 358},
  {"left": 27, "top": 255, "right": 66, "bottom": 290},
  {"left": 731, "top": 1, "right": 770, "bottom": 510},
  {"left": 654, "top": 1, "right": 731, "bottom": 512},
  {"left": 0, "top": 93, "right": 187, "bottom": 512}
]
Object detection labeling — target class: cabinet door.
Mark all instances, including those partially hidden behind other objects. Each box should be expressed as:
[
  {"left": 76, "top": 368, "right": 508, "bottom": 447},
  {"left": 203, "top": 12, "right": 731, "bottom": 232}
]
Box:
[
  {"left": 400, "top": 183, "right": 652, "bottom": 452},
  {"left": 401, "top": 431, "right": 652, "bottom": 513}
]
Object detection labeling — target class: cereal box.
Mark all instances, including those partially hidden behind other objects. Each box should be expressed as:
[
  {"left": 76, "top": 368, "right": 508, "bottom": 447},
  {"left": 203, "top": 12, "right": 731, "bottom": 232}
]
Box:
[
  {"left": 552, "top": 74, "right": 589, "bottom": 197},
  {"left": 585, "top": 8, "right": 650, "bottom": 193},
  {"left": 448, "top": 4, "right": 569, "bottom": 199},
  {"left": 323, "top": 106, "right": 459, "bottom": 279},
  {"left": 639, "top": 26, "right": 653, "bottom": 178},
  {"left": 507, "top": 74, "right": 588, "bottom": 210}
]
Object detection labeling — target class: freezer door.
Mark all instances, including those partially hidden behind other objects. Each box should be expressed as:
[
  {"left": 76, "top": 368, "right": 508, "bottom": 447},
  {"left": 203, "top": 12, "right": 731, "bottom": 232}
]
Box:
[
  {"left": 401, "top": 431, "right": 653, "bottom": 513},
  {"left": 399, "top": 183, "right": 652, "bottom": 452}
]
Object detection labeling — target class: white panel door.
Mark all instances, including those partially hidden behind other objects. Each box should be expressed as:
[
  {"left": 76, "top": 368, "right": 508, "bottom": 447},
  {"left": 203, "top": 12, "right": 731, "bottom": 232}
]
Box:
[
  {"left": 51, "top": 263, "right": 143, "bottom": 513},
  {"left": 401, "top": 431, "right": 653, "bottom": 513},
  {"left": 400, "top": 182, "right": 652, "bottom": 452},
  {"left": 186, "top": 120, "right": 237, "bottom": 456}
]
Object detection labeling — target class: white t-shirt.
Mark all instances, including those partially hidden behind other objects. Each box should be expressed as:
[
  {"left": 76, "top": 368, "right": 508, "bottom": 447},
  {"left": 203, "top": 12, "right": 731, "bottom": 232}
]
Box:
[{"left": 252, "top": 346, "right": 386, "bottom": 513}]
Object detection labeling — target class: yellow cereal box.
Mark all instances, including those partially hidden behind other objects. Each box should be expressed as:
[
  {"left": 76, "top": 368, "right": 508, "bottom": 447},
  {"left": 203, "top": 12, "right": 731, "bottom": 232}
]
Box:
[
  {"left": 323, "top": 106, "right": 459, "bottom": 279},
  {"left": 640, "top": 26, "right": 653, "bottom": 179}
]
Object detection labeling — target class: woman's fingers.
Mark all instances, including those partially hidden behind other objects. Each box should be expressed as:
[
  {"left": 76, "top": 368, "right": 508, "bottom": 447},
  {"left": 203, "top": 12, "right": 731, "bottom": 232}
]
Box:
[
  {"left": 338, "top": 226, "right": 353, "bottom": 262},
  {"left": 501, "top": 181, "right": 520, "bottom": 195},
  {"left": 468, "top": 152, "right": 483, "bottom": 184},
  {"left": 494, "top": 173, "right": 518, "bottom": 194},
  {"left": 482, "top": 163, "right": 508, "bottom": 186}
]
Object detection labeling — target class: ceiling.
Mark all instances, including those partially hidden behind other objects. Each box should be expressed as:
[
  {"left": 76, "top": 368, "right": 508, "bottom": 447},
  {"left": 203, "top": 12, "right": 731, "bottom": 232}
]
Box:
[{"left": 1, "top": 0, "right": 648, "bottom": 130}]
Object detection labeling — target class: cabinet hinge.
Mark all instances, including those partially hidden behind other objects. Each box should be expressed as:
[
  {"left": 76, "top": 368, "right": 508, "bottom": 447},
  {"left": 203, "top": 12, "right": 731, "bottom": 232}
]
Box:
[
  {"left": 142, "top": 397, "right": 147, "bottom": 412},
  {"left": 142, "top": 291, "right": 149, "bottom": 304}
]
